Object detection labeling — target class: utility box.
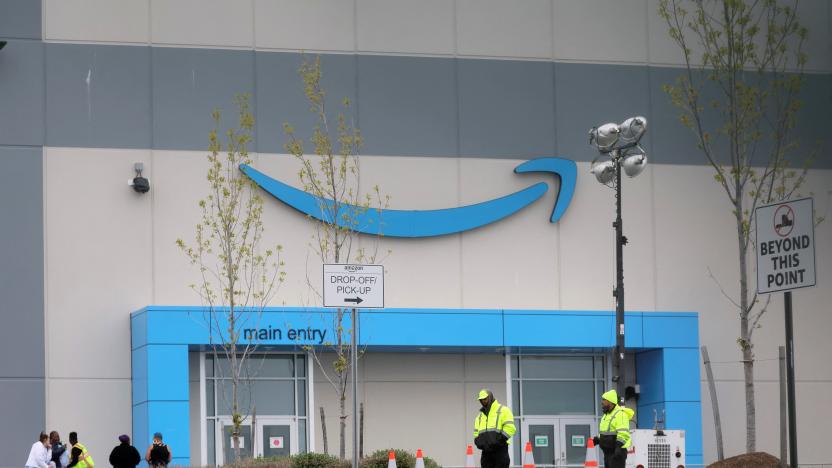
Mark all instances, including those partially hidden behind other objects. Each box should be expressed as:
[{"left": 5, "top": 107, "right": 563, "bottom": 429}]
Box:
[{"left": 626, "top": 429, "right": 686, "bottom": 468}]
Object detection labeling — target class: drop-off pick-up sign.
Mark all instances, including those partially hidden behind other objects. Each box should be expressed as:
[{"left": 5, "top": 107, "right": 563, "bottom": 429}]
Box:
[{"left": 323, "top": 264, "right": 384, "bottom": 308}]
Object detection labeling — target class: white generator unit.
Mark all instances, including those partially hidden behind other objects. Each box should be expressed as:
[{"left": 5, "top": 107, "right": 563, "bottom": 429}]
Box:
[{"left": 626, "top": 429, "right": 686, "bottom": 468}]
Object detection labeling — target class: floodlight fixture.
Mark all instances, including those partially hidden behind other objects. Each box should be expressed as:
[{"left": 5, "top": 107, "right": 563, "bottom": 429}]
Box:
[
  {"left": 590, "top": 158, "right": 616, "bottom": 185},
  {"left": 621, "top": 146, "right": 648, "bottom": 178},
  {"left": 617, "top": 116, "right": 648, "bottom": 148},
  {"left": 588, "top": 122, "right": 620, "bottom": 153}
]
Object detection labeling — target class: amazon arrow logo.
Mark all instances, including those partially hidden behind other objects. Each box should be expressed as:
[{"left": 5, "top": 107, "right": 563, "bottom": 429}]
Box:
[{"left": 239, "top": 157, "right": 576, "bottom": 238}]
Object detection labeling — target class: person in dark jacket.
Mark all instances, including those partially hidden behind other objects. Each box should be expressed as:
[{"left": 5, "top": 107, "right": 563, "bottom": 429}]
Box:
[
  {"left": 108, "top": 435, "right": 140, "bottom": 468},
  {"left": 50, "top": 431, "right": 68, "bottom": 468}
]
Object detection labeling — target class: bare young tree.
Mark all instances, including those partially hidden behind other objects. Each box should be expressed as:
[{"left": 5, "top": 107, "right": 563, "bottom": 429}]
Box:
[
  {"left": 658, "top": 0, "right": 818, "bottom": 453},
  {"left": 177, "top": 94, "right": 286, "bottom": 461},
  {"left": 283, "top": 56, "right": 389, "bottom": 460}
]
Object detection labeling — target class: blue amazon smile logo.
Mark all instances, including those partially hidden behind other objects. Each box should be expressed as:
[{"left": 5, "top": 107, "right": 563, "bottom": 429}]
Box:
[{"left": 240, "top": 157, "right": 576, "bottom": 238}]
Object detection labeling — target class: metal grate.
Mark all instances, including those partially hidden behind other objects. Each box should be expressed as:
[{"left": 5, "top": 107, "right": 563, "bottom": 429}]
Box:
[{"left": 647, "top": 443, "right": 671, "bottom": 468}]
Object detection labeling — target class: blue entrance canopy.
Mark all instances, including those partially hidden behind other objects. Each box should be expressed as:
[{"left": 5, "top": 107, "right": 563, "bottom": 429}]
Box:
[{"left": 130, "top": 306, "right": 702, "bottom": 466}]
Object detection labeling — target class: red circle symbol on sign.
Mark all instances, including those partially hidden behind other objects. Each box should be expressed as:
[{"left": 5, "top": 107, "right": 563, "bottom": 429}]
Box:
[{"left": 773, "top": 204, "right": 794, "bottom": 237}]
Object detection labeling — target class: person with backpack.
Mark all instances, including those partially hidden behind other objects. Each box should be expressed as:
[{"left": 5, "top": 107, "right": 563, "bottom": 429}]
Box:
[{"left": 144, "top": 433, "right": 171, "bottom": 467}]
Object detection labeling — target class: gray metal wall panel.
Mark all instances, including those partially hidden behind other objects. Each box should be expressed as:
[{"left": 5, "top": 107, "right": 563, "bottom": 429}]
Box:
[
  {"left": 152, "top": 47, "right": 255, "bottom": 151},
  {"left": 0, "top": 40, "right": 44, "bottom": 146},
  {"left": 25, "top": 43, "right": 832, "bottom": 167},
  {"left": 45, "top": 44, "right": 151, "bottom": 149},
  {"left": 255, "top": 52, "right": 357, "bottom": 154},
  {"left": 554, "top": 62, "right": 651, "bottom": 164},
  {"left": 0, "top": 0, "right": 41, "bottom": 39},
  {"left": 794, "top": 73, "right": 832, "bottom": 161},
  {"left": 0, "top": 380, "right": 45, "bottom": 462},
  {"left": 357, "top": 55, "right": 458, "bottom": 156},
  {"left": 648, "top": 66, "right": 710, "bottom": 167},
  {"left": 0, "top": 146, "right": 44, "bottom": 378},
  {"left": 458, "top": 58, "right": 556, "bottom": 158}
]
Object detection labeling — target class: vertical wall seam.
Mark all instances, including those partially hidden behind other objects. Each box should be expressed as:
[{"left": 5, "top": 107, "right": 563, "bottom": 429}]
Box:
[
  {"left": 453, "top": 0, "right": 463, "bottom": 308},
  {"left": 552, "top": 59, "right": 561, "bottom": 309},
  {"left": 353, "top": 0, "right": 358, "bottom": 54},
  {"left": 41, "top": 145, "right": 49, "bottom": 428},
  {"left": 147, "top": 0, "right": 152, "bottom": 45},
  {"left": 644, "top": 0, "right": 652, "bottom": 65},
  {"left": 251, "top": 0, "right": 256, "bottom": 51},
  {"left": 149, "top": 41, "right": 156, "bottom": 305},
  {"left": 551, "top": 0, "right": 557, "bottom": 62},
  {"left": 647, "top": 65, "right": 659, "bottom": 311},
  {"left": 41, "top": 21, "right": 50, "bottom": 429}
]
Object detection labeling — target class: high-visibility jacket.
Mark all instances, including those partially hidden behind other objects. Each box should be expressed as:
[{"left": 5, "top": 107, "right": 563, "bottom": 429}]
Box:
[
  {"left": 473, "top": 401, "right": 516, "bottom": 444},
  {"left": 599, "top": 406, "right": 632, "bottom": 449},
  {"left": 72, "top": 442, "right": 95, "bottom": 468}
]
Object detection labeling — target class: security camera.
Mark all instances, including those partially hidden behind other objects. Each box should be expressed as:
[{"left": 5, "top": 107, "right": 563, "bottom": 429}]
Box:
[{"left": 128, "top": 162, "right": 150, "bottom": 194}]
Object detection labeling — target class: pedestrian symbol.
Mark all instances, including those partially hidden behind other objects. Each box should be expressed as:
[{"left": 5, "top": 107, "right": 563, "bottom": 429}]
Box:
[{"left": 774, "top": 204, "right": 795, "bottom": 237}]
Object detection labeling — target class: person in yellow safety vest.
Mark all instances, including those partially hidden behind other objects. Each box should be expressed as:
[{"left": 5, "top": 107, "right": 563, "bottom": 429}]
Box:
[
  {"left": 67, "top": 432, "right": 94, "bottom": 468},
  {"left": 592, "top": 390, "right": 632, "bottom": 468},
  {"left": 473, "top": 389, "right": 516, "bottom": 468}
]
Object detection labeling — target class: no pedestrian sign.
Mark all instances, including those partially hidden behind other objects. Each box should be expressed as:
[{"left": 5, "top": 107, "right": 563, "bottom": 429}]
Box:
[
  {"left": 323, "top": 264, "right": 384, "bottom": 308},
  {"left": 755, "top": 198, "right": 816, "bottom": 294}
]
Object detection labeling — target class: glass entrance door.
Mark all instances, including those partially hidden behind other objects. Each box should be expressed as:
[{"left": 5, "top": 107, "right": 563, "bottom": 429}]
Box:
[
  {"left": 217, "top": 419, "right": 252, "bottom": 465},
  {"left": 257, "top": 417, "right": 298, "bottom": 459},
  {"left": 216, "top": 417, "right": 297, "bottom": 464},
  {"left": 521, "top": 417, "right": 597, "bottom": 467},
  {"left": 522, "top": 418, "right": 557, "bottom": 466},
  {"left": 559, "top": 418, "right": 594, "bottom": 467}
]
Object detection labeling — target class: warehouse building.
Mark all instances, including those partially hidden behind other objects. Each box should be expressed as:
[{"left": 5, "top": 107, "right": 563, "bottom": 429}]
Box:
[{"left": 1, "top": 1, "right": 830, "bottom": 466}]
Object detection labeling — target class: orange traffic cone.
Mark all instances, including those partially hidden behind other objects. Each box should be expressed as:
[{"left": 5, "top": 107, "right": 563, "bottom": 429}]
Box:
[
  {"left": 415, "top": 449, "right": 425, "bottom": 468},
  {"left": 387, "top": 451, "right": 396, "bottom": 468},
  {"left": 584, "top": 438, "right": 599, "bottom": 467},
  {"left": 522, "top": 441, "right": 535, "bottom": 468},
  {"left": 465, "top": 445, "right": 475, "bottom": 468}
]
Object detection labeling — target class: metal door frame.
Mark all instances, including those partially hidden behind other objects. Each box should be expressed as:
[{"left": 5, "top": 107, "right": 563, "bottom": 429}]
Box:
[
  {"left": 215, "top": 417, "right": 254, "bottom": 466},
  {"left": 255, "top": 415, "right": 299, "bottom": 457},
  {"left": 557, "top": 417, "right": 597, "bottom": 467},
  {"left": 521, "top": 416, "right": 559, "bottom": 467},
  {"left": 214, "top": 416, "right": 299, "bottom": 464}
]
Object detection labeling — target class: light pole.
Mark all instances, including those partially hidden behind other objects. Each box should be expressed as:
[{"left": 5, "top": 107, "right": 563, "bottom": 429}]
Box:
[{"left": 588, "top": 116, "right": 648, "bottom": 398}]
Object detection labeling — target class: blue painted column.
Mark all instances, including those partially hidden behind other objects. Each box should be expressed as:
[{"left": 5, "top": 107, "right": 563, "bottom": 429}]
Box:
[
  {"left": 132, "top": 312, "right": 190, "bottom": 466},
  {"left": 636, "top": 347, "right": 703, "bottom": 466}
]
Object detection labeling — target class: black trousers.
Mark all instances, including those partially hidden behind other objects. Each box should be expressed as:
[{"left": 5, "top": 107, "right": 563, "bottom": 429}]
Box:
[
  {"left": 602, "top": 447, "right": 627, "bottom": 468},
  {"left": 480, "top": 445, "right": 510, "bottom": 468}
]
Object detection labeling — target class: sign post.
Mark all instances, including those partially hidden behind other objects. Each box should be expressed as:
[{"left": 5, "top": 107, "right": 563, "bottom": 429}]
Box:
[
  {"left": 755, "top": 197, "right": 816, "bottom": 468},
  {"left": 323, "top": 264, "right": 384, "bottom": 468}
]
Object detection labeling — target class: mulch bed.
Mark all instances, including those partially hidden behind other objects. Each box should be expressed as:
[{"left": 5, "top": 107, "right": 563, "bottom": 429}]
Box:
[{"left": 708, "top": 452, "right": 786, "bottom": 468}]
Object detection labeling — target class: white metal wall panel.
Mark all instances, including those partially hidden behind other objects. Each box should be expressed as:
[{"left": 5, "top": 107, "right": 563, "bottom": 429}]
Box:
[
  {"left": 46, "top": 379, "right": 132, "bottom": 467},
  {"left": 151, "top": 0, "right": 254, "bottom": 47},
  {"left": 44, "top": 147, "right": 153, "bottom": 379},
  {"left": 254, "top": 0, "right": 356, "bottom": 52},
  {"left": 456, "top": 0, "right": 553, "bottom": 59},
  {"left": 356, "top": 0, "right": 455, "bottom": 55},
  {"left": 458, "top": 159, "right": 560, "bottom": 309},
  {"left": 553, "top": 0, "right": 648, "bottom": 64},
  {"left": 43, "top": 0, "right": 149, "bottom": 43}
]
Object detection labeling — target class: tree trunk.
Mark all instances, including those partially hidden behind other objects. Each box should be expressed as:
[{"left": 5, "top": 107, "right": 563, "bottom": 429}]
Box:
[
  {"left": 736, "top": 195, "right": 756, "bottom": 453},
  {"left": 339, "top": 394, "right": 346, "bottom": 459},
  {"left": 320, "top": 406, "right": 329, "bottom": 455}
]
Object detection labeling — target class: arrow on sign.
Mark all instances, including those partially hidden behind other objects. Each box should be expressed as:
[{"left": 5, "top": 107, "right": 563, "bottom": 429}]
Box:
[{"left": 344, "top": 297, "right": 364, "bottom": 304}]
